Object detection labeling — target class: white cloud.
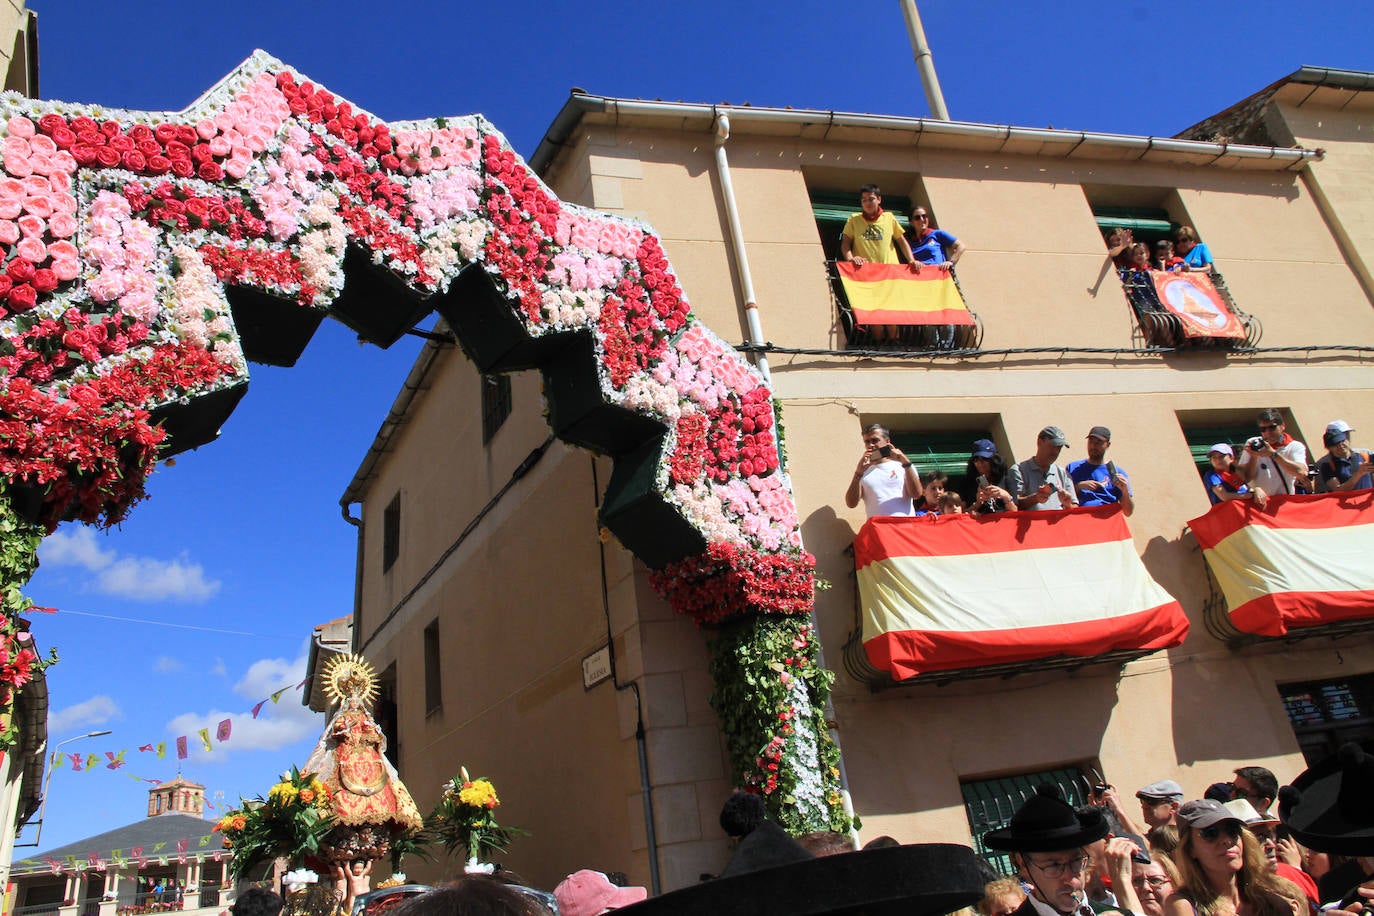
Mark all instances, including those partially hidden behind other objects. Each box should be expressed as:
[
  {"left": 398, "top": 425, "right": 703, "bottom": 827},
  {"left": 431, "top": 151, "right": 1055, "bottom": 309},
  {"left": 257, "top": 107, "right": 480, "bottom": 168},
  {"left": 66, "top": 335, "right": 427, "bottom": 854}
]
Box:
[
  {"left": 49, "top": 695, "right": 123, "bottom": 733},
  {"left": 155, "top": 656, "right": 183, "bottom": 674},
  {"left": 38, "top": 526, "right": 220, "bottom": 603},
  {"left": 210, "top": 658, "right": 228, "bottom": 677},
  {"left": 39, "top": 527, "right": 115, "bottom": 571},
  {"left": 164, "top": 652, "right": 322, "bottom": 761}
]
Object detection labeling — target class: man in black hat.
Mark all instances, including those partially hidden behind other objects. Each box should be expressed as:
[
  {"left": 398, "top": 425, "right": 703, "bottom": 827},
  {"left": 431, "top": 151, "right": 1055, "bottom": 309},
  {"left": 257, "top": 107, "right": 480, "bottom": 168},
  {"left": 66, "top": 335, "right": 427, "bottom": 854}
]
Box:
[
  {"left": 1279, "top": 744, "right": 1374, "bottom": 915},
  {"left": 985, "top": 787, "right": 1140, "bottom": 916}
]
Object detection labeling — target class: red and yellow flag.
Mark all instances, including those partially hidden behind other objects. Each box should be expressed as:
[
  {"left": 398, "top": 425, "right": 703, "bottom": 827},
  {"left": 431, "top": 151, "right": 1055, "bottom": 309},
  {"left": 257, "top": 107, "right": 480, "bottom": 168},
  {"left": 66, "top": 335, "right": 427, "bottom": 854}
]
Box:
[{"left": 837, "top": 262, "right": 973, "bottom": 327}]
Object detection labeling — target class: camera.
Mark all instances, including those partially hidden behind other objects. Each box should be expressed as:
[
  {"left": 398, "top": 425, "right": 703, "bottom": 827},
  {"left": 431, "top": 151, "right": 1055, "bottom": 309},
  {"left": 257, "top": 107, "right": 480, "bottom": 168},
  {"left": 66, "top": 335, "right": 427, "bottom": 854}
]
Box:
[{"left": 1247, "top": 437, "right": 1266, "bottom": 452}]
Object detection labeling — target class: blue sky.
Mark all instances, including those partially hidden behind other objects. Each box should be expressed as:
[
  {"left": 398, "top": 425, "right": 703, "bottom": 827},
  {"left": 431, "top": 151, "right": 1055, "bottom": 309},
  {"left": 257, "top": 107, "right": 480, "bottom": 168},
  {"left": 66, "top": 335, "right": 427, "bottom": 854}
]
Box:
[{"left": 19, "top": 0, "right": 1369, "bottom": 856}]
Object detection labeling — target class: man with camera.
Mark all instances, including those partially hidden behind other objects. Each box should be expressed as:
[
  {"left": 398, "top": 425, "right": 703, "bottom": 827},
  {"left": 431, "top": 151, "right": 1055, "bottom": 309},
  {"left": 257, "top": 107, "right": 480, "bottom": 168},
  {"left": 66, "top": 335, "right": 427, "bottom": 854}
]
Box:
[
  {"left": 1238, "top": 409, "right": 1310, "bottom": 496},
  {"left": 1009, "top": 426, "right": 1079, "bottom": 511},
  {"left": 845, "top": 423, "right": 920, "bottom": 517}
]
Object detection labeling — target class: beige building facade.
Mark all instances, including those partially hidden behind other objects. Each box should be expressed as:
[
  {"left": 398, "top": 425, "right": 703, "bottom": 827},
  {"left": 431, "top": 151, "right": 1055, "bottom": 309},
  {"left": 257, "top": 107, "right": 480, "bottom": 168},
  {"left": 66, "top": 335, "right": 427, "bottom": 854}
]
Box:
[{"left": 343, "top": 68, "right": 1374, "bottom": 891}]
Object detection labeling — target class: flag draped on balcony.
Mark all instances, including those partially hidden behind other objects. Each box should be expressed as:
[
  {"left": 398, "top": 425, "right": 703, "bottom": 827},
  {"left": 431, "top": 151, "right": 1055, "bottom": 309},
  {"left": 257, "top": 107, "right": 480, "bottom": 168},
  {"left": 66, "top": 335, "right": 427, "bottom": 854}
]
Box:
[
  {"left": 1189, "top": 492, "right": 1374, "bottom": 636},
  {"left": 855, "top": 507, "right": 1189, "bottom": 680},
  {"left": 836, "top": 262, "right": 974, "bottom": 327}
]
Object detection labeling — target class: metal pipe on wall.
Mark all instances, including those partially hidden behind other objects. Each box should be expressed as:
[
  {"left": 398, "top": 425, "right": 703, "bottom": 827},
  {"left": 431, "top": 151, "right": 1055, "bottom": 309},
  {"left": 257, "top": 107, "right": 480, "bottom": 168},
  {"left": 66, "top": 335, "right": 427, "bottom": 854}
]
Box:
[{"left": 711, "top": 114, "right": 771, "bottom": 386}]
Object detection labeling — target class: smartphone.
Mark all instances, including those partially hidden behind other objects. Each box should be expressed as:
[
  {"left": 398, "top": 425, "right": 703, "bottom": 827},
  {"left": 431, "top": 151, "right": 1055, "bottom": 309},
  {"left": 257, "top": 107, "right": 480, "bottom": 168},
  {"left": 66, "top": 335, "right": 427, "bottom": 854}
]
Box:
[
  {"left": 1106, "top": 461, "right": 1119, "bottom": 480},
  {"left": 977, "top": 475, "right": 990, "bottom": 489},
  {"left": 878, "top": 445, "right": 892, "bottom": 457}
]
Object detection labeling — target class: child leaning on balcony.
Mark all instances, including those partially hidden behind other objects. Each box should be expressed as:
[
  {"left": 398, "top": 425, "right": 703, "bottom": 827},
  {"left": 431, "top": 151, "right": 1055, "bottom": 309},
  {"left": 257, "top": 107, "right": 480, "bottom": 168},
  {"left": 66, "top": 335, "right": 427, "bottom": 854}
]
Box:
[{"left": 1204, "top": 443, "right": 1267, "bottom": 509}]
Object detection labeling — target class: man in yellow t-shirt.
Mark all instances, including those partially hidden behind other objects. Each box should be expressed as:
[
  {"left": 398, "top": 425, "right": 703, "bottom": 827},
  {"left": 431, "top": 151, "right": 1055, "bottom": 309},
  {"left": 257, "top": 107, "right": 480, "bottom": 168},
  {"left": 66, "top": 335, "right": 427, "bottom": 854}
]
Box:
[{"left": 841, "top": 184, "right": 916, "bottom": 266}]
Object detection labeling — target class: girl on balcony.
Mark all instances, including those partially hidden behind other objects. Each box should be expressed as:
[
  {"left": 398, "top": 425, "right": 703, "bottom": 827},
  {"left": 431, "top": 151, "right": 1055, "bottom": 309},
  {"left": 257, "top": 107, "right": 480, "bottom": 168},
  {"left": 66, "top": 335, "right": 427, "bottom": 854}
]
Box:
[
  {"left": 1204, "top": 444, "right": 1268, "bottom": 509},
  {"left": 962, "top": 440, "right": 1014, "bottom": 515}
]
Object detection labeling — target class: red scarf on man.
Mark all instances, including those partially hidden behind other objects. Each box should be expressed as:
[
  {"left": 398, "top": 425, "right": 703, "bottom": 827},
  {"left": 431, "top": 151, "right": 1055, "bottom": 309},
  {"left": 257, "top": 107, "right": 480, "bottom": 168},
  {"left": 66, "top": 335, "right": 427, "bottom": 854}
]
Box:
[{"left": 862, "top": 207, "right": 884, "bottom": 222}]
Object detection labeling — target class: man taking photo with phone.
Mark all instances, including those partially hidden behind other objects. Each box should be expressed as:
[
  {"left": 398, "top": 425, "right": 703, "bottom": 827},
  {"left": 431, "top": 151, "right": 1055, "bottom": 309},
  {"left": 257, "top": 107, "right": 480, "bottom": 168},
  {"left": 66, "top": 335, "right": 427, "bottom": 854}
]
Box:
[{"left": 845, "top": 423, "right": 920, "bottom": 517}]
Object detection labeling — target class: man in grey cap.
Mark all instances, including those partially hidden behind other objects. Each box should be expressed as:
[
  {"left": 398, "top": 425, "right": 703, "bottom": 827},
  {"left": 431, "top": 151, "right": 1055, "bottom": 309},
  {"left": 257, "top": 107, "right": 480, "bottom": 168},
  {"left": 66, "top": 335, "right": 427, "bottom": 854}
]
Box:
[
  {"left": 1067, "top": 427, "right": 1134, "bottom": 516},
  {"left": 1136, "top": 780, "right": 1184, "bottom": 830},
  {"left": 1010, "top": 426, "right": 1079, "bottom": 511}
]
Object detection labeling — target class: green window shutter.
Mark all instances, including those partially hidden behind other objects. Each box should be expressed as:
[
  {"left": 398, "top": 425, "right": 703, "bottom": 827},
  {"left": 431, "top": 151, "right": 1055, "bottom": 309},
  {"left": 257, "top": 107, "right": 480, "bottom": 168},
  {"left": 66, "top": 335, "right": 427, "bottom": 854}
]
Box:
[{"left": 889, "top": 429, "right": 991, "bottom": 478}]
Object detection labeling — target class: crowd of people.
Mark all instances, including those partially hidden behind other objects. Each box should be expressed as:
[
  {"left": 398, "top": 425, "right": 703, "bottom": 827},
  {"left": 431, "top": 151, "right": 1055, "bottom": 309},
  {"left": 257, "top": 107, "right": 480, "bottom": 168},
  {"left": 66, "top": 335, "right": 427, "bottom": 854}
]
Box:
[
  {"left": 1106, "top": 226, "right": 1214, "bottom": 276},
  {"left": 972, "top": 756, "right": 1372, "bottom": 916},
  {"left": 847, "top": 410, "right": 1372, "bottom": 522},
  {"left": 846, "top": 423, "right": 1133, "bottom": 519},
  {"left": 219, "top": 748, "right": 1373, "bottom": 916}
]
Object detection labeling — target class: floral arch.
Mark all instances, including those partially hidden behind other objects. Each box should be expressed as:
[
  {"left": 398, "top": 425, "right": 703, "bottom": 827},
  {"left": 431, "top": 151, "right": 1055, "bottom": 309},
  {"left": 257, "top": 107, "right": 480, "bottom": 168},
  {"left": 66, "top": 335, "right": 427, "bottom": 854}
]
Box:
[{"left": 0, "top": 53, "right": 847, "bottom": 833}]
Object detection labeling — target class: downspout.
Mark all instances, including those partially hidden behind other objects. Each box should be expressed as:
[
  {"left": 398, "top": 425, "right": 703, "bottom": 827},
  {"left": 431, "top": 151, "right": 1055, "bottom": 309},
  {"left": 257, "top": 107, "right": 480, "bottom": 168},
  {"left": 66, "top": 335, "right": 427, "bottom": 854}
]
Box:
[
  {"left": 341, "top": 503, "right": 364, "bottom": 654},
  {"left": 713, "top": 114, "right": 856, "bottom": 842},
  {"left": 899, "top": 0, "right": 951, "bottom": 120},
  {"left": 712, "top": 114, "right": 770, "bottom": 386}
]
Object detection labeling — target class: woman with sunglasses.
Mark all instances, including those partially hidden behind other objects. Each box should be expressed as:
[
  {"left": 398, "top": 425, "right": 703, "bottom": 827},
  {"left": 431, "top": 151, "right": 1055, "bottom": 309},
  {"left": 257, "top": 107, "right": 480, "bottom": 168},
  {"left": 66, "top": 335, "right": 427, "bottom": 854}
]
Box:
[{"left": 1166, "top": 800, "right": 1288, "bottom": 916}]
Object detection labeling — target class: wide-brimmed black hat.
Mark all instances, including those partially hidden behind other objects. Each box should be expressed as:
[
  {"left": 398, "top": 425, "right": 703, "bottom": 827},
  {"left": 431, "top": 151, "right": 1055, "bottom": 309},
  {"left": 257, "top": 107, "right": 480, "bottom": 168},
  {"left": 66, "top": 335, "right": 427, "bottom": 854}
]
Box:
[
  {"left": 613, "top": 843, "right": 986, "bottom": 916},
  {"left": 1278, "top": 743, "right": 1374, "bottom": 856},
  {"left": 984, "top": 786, "right": 1110, "bottom": 853}
]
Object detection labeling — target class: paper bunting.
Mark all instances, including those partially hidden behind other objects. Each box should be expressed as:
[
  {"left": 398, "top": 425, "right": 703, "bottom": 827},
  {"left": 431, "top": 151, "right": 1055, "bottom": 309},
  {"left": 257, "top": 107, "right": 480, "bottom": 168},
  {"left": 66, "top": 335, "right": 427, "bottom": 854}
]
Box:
[{"left": 48, "top": 673, "right": 319, "bottom": 787}]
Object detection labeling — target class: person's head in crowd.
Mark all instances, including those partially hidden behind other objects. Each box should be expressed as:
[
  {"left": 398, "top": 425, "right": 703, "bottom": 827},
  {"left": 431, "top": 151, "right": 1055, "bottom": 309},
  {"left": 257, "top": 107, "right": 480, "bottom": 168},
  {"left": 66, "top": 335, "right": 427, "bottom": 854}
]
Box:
[
  {"left": 919, "top": 470, "right": 948, "bottom": 512},
  {"left": 967, "top": 440, "right": 1006, "bottom": 483},
  {"left": 1233, "top": 766, "right": 1279, "bottom": 815},
  {"left": 1327, "top": 419, "right": 1354, "bottom": 442},
  {"left": 1175, "top": 800, "right": 1286, "bottom": 916},
  {"left": 862, "top": 835, "right": 901, "bottom": 850},
  {"left": 1131, "top": 851, "right": 1179, "bottom": 916},
  {"left": 1267, "top": 875, "right": 1307, "bottom": 916},
  {"left": 1323, "top": 426, "right": 1360, "bottom": 469},
  {"left": 1253, "top": 412, "right": 1290, "bottom": 455},
  {"left": 553, "top": 870, "right": 647, "bottom": 916},
  {"left": 1035, "top": 426, "right": 1069, "bottom": 465},
  {"left": 983, "top": 786, "right": 1108, "bottom": 916},
  {"left": 1224, "top": 798, "right": 1282, "bottom": 870},
  {"left": 1147, "top": 824, "right": 1180, "bottom": 859},
  {"left": 1205, "top": 782, "right": 1235, "bottom": 804},
  {"left": 1137, "top": 780, "right": 1186, "bottom": 829},
  {"left": 232, "top": 888, "right": 284, "bottom": 916},
  {"left": 1174, "top": 225, "right": 1201, "bottom": 254},
  {"left": 1208, "top": 445, "right": 1236, "bottom": 473},
  {"left": 389, "top": 878, "right": 553, "bottom": 916},
  {"left": 939, "top": 492, "right": 965, "bottom": 514},
  {"left": 860, "top": 184, "right": 883, "bottom": 219},
  {"left": 1084, "top": 426, "right": 1112, "bottom": 466},
  {"left": 1153, "top": 239, "right": 1175, "bottom": 268},
  {"left": 1127, "top": 242, "right": 1151, "bottom": 271},
  {"left": 797, "top": 830, "right": 856, "bottom": 857},
  {"left": 977, "top": 877, "right": 1026, "bottom": 916}
]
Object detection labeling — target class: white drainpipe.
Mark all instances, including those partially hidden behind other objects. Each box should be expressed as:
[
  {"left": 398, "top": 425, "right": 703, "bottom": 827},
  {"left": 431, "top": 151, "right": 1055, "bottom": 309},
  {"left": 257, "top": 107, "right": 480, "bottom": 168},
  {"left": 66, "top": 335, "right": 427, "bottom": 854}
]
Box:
[{"left": 712, "top": 113, "right": 771, "bottom": 386}]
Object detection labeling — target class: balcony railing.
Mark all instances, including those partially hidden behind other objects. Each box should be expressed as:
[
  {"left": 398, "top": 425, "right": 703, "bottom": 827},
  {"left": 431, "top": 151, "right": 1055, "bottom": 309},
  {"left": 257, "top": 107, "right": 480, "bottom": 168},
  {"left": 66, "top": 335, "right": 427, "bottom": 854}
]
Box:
[
  {"left": 829, "top": 261, "right": 983, "bottom": 352},
  {"left": 1119, "top": 268, "right": 1261, "bottom": 349},
  {"left": 14, "top": 904, "right": 61, "bottom": 916}
]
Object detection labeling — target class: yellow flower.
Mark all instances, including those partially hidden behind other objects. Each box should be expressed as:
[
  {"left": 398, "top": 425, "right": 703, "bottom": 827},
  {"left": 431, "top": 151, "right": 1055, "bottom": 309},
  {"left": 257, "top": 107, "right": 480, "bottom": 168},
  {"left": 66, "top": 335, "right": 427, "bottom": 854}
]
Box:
[
  {"left": 268, "top": 782, "right": 299, "bottom": 805},
  {"left": 458, "top": 779, "right": 499, "bottom": 810}
]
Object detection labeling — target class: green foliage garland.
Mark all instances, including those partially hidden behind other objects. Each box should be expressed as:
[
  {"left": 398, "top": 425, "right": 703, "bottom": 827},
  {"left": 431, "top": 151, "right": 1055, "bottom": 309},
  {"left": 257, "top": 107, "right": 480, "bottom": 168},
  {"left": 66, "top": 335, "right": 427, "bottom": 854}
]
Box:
[
  {"left": 0, "top": 488, "right": 58, "bottom": 751},
  {"left": 708, "top": 614, "right": 850, "bottom": 835}
]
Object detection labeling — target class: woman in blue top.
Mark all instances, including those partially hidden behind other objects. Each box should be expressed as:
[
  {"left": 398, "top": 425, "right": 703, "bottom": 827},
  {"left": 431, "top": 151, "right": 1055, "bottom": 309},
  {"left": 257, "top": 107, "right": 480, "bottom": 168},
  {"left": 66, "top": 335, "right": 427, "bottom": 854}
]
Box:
[{"left": 1174, "top": 226, "right": 1213, "bottom": 273}]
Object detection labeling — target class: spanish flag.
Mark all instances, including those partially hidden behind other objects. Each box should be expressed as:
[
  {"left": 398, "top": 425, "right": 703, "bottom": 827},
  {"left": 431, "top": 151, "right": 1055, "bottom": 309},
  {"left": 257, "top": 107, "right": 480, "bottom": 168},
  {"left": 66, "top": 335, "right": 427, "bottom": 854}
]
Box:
[
  {"left": 837, "top": 262, "right": 974, "bottom": 326},
  {"left": 1189, "top": 491, "right": 1374, "bottom": 636},
  {"left": 855, "top": 507, "right": 1188, "bottom": 680}
]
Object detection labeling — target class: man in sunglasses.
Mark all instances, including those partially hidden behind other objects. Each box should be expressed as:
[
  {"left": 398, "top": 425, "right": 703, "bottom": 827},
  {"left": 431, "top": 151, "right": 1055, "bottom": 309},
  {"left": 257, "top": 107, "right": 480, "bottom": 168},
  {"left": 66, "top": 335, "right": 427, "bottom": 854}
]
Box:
[
  {"left": 985, "top": 787, "right": 1140, "bottom": 916},
  {"left": 1238, "top": 409, "right": 1310, "bottom": 496},
  {"left": 1231, "top": 766, "right": 1278, "bottom": 817}
]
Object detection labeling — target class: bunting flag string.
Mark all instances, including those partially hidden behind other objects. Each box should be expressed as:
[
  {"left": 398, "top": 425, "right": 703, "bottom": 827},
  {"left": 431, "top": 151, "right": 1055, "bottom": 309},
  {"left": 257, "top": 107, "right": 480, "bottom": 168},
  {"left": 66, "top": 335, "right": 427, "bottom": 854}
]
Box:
[
  {"left": 11, "top": 833, "right": 223, "bottom": 875},
  {"left": 46, "top": 675, "right": 315, "bottom": 786}
]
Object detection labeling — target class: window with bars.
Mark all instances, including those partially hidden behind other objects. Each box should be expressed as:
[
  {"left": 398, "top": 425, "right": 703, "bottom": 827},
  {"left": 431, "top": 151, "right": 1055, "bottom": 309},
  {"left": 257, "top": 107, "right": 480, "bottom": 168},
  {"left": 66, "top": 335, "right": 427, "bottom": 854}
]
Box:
[
  {"left": 481, "top": 373, "right": 512, "bottom": 444},
  {"left": 1278, "top": 674, "right": 1374, "bottom": 765},
  {"left": 963, "top": 765, "right": 1092, "bottom": 875}
]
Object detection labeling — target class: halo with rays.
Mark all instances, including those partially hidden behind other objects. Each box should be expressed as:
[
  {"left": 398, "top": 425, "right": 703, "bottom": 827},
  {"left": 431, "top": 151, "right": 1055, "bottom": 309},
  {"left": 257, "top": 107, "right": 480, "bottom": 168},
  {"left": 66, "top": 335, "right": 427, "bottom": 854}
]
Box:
[{"left": 323, "top": 653, "right": 379, "bottom": 707}]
